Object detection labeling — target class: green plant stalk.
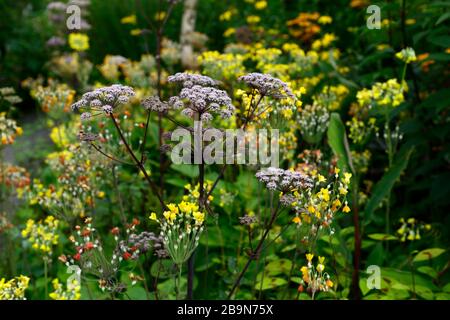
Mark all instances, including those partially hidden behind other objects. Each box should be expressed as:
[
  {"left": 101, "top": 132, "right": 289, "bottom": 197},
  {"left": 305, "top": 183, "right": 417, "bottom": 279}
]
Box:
[{"left": 44, "top": 257, "right": 48, "bottom": 300}]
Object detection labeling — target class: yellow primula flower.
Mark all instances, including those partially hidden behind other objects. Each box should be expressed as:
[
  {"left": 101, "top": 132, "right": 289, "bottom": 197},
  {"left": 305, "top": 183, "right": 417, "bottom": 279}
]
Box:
[{"left": 68, "top": 33, "right": 89, "bottom": 51}]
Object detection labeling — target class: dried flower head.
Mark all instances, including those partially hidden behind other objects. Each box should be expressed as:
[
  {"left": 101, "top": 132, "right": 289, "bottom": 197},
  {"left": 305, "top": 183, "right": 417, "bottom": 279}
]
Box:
[{"left": 238, "top": 73, "right": 295, "bottom": 99}]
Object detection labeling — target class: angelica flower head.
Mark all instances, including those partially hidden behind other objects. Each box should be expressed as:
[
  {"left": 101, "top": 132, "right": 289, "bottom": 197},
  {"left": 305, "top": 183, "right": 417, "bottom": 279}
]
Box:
[
  {"left": 71, "top": 84, "right": 135, "bottom": 117},
  {"left": 168, "top": 72, "right": 218, "bottom": 88},
  {"left": 255, "top": 167, "right": 313, "bottom": 192},
  {"left": 238, "top": 73, "right": 295, "bottom": 99}
]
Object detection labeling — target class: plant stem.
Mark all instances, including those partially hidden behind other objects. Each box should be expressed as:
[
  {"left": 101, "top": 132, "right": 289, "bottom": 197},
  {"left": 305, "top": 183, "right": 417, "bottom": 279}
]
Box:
[
  {"left": 351, "top": 179, "right": 362, "bottom": 300},
  {"left": 227, "top": 201, "right": 281, "bottom": 299},
  {"left": 44, "top": 258, "right": 48, "bottom": 299},
  {"left": 109, "top": 114, "right": 166, "bottom": 211}
]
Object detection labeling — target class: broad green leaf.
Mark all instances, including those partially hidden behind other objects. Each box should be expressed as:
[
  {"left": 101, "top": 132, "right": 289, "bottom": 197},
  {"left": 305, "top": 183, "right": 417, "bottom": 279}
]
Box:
[
  {"left": 367, "top": 233, "right": 398, "bottom": 241},
  {"left": 254, "top": 277, "right": 287, "bottom": 291},
  {"left": 170, "top": 164, "right": 198, "bottom": 178},
  {"left": 264, "top": 259, "right": 293, "bottom": 276},
  {"left": 364, "top": 148, "right": 413, "bottom": 222},
  {"left": 417, "top": 266, "right": 438, "bottom": 279},
  {"left": 413, "top": 248, "right": 446, "bottom": 262},
  {"left": 327, "top": 113, "right": 354, "bottom": 173},
  {"left": 127, "top": 286, "right": 149, "bottom": 300},
  {"left": 415, "top": 286, "right": 434, "bottom": 300}
]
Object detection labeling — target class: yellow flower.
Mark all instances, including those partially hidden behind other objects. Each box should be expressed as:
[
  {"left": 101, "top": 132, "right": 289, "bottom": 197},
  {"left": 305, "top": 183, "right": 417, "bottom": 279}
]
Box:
[
  {"left": 395, "top": 47, "right": 416, "bottom": 64},
  {"left": 163, "top": 210, "right": 176, "bottom": 223},
  {"left": 319, "top": 188, "right": 330, "bottom": 202},
  {"left": 343, "top": 205, "right": 351, "bottom": 213},
  {"left": 192, "top": 211, "right": 205, "bottom": 225},
  {"left": 16, "top": 127, "right": 23, "bottom": 135},
  {"left": 306, "top": 253, "right": 314, "bottom": 262},
  {"left": 223, "top": 28, "right": 236, "bottom": 37},
  {"left": 318, "top": 256, "right": 325, "bottom": 264},
  {"left": 121, "top": 15, "right": 137, "bottom": 25},
  {"left": 326, "top": 279, "right": 334, "bottom": 288},
  {"left": 130, "top": 29, "right": 143, "bottom": 36},
  {"left": 316, "top": 263, "right": 325, "bottom": 272},
  {"left": 339, "top": 186, "right": 348, "bottom": 195},
  {"left": 246, "top": 15, "right": 261, "bottom": 24},
  {"left": 255, "top": 1, "right": 267, "bottom": 10},
  {"left": 68, "top": 33, "right": 89, "bottom": 51},
  {"left": 318, "top": 16, "right": 332, "bottom": 24},
  {"left": 167, "top": 203, "right": 179, "bottom": 214},
  {"left": 149, "top": 212, "right": 158, "bottom": 221},
  {"left": 318, "top": 174, "right": 326, "bottom": 183},
  {"left": 343, "top": 172, "right": 352, "bottom": 184},
  {"left": 292, "top": 216, "right": 301, "bottom": 224},
  {"left": 96, "top": 191, "right": 105, "bottom": 199},
  {"left": 155, "top": 11, "right": 166, "bottom": 21},
  {"left": 219, "top": 10, "right": 233, "bottom": 21}
]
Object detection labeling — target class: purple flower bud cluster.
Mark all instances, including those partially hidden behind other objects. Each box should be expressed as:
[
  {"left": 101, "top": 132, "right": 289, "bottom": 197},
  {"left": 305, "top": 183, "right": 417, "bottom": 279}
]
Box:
[
  {"left": 118, "top": 231, "right": 168, "bottom": 260},
  {"left": 239, "top": 215, "right": 257, "bottom": 226},
  {"left": 71, "top": 84, "right": 135, "bottom": 117},
  {"left": 179, "top": 85, "right": 235, "bottom": 121},
  {"left": 168, "top": 72, "right": 218, "bottom": 88},
  {"left": 255, "top": 167, "right": 313, "bottom": 192},
  {"left": 141, "top": 96, "right": 169, "bottom": 113},
  {"left": 46, "top": 36, "right": 66, "bottom": 47},
  {"left": 238, "top": 73, "right": 295, "bottom": 99}
]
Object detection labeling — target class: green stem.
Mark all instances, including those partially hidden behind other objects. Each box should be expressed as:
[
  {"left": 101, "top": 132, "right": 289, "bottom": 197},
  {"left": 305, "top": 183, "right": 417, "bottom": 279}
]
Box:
[{"left": 44, "top": 258, "right": 48, "bottom": 300}]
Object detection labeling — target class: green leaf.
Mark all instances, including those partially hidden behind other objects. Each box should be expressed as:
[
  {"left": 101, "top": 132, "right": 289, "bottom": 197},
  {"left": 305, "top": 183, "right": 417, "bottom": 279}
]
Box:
[
  {"left": 436, "top": 12, "right": 450, "bottom": 25},
  {"left": 254, "top": 277, "right": 287, "bottom": 291},
  {"left": 367, "top": 233, "right": 398, "bottom": 241},
  {"left": 327, "top": 113, "right": 354, "bottom": 173},
  {"left": 170, "top": 164, "right": 198, "bottom": 178},
  {"left": 364, "top": 148, "right": 413, "bottom": 222},
  {"left": 264, "top": 259, "right": 293, "bottom": 276},
  {"left": 417, "top": 266, "right": 438, "bottom": 279},
  {"left": 126, "top": 286, "right": 149, "bottom": 300},
  {"left": 413, "top": 248, "right": 446, "bottom": 262}
]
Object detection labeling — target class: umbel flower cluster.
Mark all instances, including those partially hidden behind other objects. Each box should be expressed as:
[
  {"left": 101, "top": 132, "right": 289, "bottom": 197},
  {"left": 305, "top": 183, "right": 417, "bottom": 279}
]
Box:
[
  {"left": 298, "top": 103, "right": 330, "bottom": 144},
  {"left": 71, "top": 84, "right": 135, "bottom": 118},
  {"left": 49, "top": 278, "right": 81, "bottom": 300},
  {"left": 298, "top": 254, "right": 333, "bottom": 297},
  {"left": 60, "top": 217, "right": 150, "bottom": 292},
  {"left": 150, "top": 201, "right": 205, "bottom": 266},
  {"left": 289, "top": 168, "right": 352, "bottom": 238},
  {"left": 356, "top": 79, "right": 406, "bottom": 108},
  {"left": 0, "top": 275, "right": 30, "bottom": 300},
  {"left": 0, "top": 112, "right": 23, "bottom": 145},
  {"left": 396, "top": 217, "right": 431, "bottom": 242},
  {"left": 238, "top": 72, "right": 295, "bottom": 99},
  {"left": 21, "top": 215, "right": 59, "bottom": 256},
  {"left": 143, "top": 72, "right": 234, "bottom": 121},
  {"left": 255, "top": 167, "right": 313, "bottom": 192}
]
